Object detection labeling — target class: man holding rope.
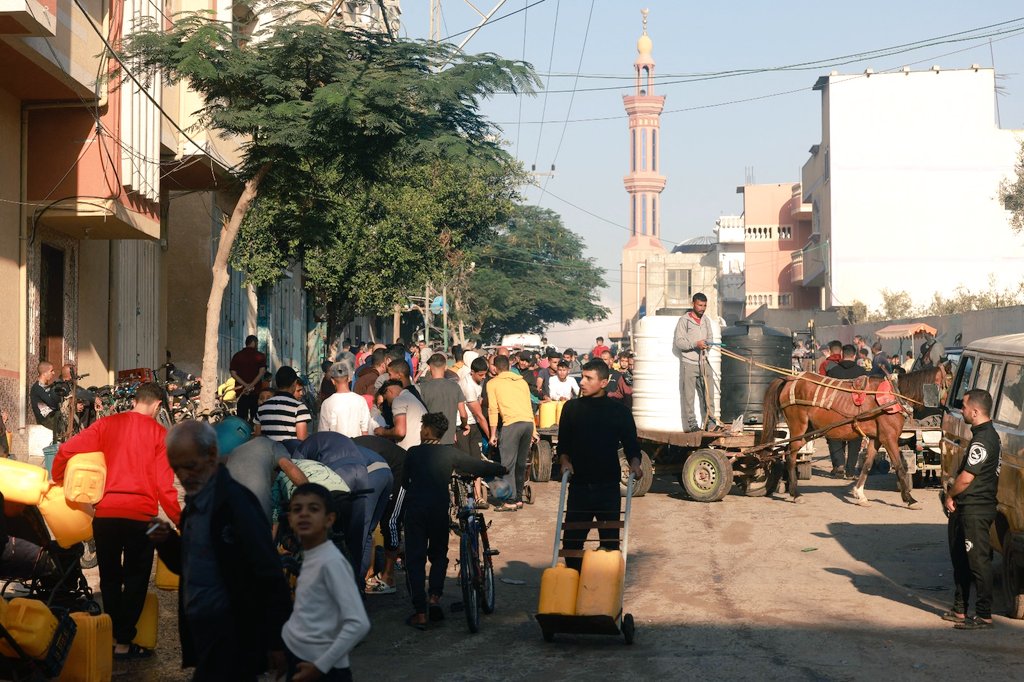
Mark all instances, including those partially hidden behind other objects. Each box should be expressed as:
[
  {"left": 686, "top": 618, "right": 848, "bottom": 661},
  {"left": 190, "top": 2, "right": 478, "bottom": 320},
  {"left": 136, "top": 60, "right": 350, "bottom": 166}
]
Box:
[{"left": 673, "top": 292, "right": 718, "bottom": 432}]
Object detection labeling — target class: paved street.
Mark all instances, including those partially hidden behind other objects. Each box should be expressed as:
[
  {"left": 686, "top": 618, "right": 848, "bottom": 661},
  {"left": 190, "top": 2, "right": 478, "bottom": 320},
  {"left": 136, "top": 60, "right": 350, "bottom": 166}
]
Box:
[{"left": 117, "top": 446, "right": 1021, "bottom": 681}]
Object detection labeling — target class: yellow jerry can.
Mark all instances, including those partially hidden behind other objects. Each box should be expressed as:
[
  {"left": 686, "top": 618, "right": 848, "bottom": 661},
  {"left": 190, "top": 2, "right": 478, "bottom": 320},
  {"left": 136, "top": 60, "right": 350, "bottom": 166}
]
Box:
[{"left": 537, "top": 563, "right": 580, "bottom": 616}]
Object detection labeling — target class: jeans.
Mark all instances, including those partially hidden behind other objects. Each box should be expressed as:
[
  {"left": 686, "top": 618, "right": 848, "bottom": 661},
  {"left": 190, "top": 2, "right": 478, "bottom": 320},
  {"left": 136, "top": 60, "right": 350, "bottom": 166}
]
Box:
[
  {"left": 948, "top": 506, "right": 997, "bottom": 619},
  {"left": 561, "top": 482, "right": 621, "bottom": 572},
  {"left": 498, "top": 421, "right": 532, "bottom": 502},
  {"left": 403, "top": 507, "right": 449, "bottom": 614},
  {"left": 358, "top": 468, "right": 393, "bottom": 581},
  {"left": 92, "top": 518, "right": 155, "bottom": 645}
]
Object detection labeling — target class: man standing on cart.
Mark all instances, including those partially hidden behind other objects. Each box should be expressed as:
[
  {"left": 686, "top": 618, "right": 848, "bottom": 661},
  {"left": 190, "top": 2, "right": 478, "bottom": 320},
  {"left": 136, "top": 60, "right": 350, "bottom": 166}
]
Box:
[
  {"left": 558, "top": 359, "right": 643, "bottom": 571},
  {"left": 673, "top": 292, "right": 718, "bottom": 432}
]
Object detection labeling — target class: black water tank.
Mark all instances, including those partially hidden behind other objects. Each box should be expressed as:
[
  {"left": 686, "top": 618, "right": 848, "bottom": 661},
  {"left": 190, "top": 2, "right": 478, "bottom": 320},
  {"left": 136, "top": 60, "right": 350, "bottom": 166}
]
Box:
[{"left": 720, "top": 320, "right": 793, "bottom": 424}]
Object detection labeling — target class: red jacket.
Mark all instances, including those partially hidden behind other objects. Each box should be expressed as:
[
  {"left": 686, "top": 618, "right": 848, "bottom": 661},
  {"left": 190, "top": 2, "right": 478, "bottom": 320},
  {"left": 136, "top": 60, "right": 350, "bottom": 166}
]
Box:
[
  {"left": 53, "top": 411, "right": 181, "bottom": 525},
  {"left": 818, "top": 353, "right": 842, "bottom": 376}
]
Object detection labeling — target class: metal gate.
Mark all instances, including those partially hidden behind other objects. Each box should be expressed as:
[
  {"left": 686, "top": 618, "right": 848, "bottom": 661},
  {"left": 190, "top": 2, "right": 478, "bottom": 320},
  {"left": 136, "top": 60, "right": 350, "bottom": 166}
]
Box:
[{"left": 114, "top": 240, "right": 160, "bottom": 372}]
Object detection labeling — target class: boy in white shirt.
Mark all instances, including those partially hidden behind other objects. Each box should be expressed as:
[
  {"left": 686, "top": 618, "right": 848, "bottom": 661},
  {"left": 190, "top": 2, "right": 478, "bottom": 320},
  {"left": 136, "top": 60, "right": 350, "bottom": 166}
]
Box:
[
  {"left": 319, "top": 362, "right": 371, "bottom": 438},
  {"left": 282, "top": 483, "right": 370, "bottom": 681},
  {"left": 546, "top": 361, "right": 579, "bottom": 401}
]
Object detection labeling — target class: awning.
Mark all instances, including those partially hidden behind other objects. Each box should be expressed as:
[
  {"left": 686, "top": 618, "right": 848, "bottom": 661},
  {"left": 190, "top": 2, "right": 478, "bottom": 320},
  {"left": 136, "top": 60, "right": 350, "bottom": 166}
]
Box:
[{"left": 874, "top": 323, "right": 937, "bottom": 340}]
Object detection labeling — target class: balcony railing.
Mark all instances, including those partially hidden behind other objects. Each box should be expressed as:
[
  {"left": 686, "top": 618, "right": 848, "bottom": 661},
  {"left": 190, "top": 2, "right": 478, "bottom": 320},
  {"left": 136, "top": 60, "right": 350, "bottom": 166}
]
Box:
[{"left": 790, "top": 251, "right": 804, "bottom": 284}]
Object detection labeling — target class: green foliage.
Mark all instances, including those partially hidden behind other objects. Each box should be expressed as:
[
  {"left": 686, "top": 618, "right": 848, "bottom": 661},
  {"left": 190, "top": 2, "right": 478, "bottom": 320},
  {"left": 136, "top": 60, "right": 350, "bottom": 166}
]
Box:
[
  {"left": 922, "top": 277, "right": 1024, "bottom": 316},
  {"left": 837, "top": 300, "right": 868, "bottom": 325},
  {"left": 119, "top": 0, "right": 538, "bottom": 323},
  {"left": 1001, "top": 142, "right": 1024, "bottom": 234},
  {"left": 877, "top": 289, "right": 916, "bottom": 320},
  {"left": 461, "top": 205, "right": 609, "bottom": 341}
]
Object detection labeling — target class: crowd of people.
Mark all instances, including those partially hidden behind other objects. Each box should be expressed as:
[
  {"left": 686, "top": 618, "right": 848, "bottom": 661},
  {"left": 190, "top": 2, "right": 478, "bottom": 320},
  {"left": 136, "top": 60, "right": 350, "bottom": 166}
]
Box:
[{"left": 36, "top": 331, "right": 645, "bottom": 681}]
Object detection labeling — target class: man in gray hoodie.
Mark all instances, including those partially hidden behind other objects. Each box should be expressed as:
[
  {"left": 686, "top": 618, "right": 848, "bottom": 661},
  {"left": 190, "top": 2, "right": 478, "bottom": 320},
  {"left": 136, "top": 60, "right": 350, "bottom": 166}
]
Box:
[{"left": 673, "top": 292, "right": 715, "bottom": 432}]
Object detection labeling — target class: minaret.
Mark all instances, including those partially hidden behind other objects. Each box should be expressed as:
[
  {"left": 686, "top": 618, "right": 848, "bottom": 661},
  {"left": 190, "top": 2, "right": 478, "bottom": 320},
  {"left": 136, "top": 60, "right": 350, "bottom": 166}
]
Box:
[{"left": 621, "top": 8, "right": 666, "bottom": 336}]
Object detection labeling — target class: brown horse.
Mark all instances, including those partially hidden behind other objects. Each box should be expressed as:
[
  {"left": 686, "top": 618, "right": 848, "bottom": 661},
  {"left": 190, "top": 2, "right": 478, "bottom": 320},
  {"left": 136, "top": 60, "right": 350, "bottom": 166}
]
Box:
[
  {"left": 896, "top": 364, "right": 950, "bottom": 419},
  {"left": 759, "top": 373, "right": 920, "bottom": 509}
]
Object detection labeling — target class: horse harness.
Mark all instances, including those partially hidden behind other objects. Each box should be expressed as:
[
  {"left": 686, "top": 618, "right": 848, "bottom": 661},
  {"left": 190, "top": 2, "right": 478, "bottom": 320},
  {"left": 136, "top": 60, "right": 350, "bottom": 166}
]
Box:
[{"left": 780, "top": 373, "right": 903, "bottom": 439}]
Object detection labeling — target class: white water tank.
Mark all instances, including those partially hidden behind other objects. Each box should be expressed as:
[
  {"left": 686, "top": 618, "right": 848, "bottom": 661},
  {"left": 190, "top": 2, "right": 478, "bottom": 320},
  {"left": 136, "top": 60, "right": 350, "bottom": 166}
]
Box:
[{"left": 632, "top": 313, "right": 721, "bottom": 432}]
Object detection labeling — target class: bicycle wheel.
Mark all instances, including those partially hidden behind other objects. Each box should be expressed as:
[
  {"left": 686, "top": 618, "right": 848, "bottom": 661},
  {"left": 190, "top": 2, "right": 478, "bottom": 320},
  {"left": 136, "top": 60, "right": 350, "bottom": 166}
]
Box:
[
  {"left": 481, "top": 544, "right": 496, "bottom": 615},
  {"left": 460, "top": 533, "right": 480, "bottom": 633}
]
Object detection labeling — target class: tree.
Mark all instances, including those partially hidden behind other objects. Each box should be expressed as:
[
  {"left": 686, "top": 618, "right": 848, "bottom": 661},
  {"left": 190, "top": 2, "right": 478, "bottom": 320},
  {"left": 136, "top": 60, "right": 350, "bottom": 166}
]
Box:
[
  {"left": 836, "top": 300, "right": 868, "bottom": 325},
  {"left": 877, "top": 289, "right": 917, "bottom": 320},
  {"left": 121, "top": 1, "right": 537, "bottom": 408},
  {"left": 1001, "top": 141, "right": 1024, "bottom": 234},
  {"left": 458, "top": 205, "right": 609, "bottom": 341}
]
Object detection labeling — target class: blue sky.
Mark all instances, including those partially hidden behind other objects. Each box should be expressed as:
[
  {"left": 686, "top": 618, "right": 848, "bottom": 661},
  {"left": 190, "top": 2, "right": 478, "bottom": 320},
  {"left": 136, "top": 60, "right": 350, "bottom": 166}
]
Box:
[{"left": 400, "top": 1, "right": 1024, "bottom": 346}]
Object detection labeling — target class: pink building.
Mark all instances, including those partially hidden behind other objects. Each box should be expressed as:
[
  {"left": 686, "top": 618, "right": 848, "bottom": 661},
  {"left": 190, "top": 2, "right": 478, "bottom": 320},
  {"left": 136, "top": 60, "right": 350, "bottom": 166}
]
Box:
[{"left": 737, "top": 183, "right": 821, "bottom": 318}]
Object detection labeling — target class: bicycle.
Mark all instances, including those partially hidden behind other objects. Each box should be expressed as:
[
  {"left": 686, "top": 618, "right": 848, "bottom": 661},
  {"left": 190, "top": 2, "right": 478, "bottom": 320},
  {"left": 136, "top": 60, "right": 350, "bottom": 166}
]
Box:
[{"left": 450, "top": 474, "right": 499, "bottom": 633}]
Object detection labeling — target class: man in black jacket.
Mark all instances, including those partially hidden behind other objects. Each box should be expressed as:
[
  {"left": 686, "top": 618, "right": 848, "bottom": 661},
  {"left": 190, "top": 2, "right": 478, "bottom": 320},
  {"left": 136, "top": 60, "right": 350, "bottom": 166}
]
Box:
[
  {"left": 558, "top": 360, "right": 643, "bottom": 571},
  {"left": 149, "top": 421, "right": 292, "bottom": 681},
  {"left": 825, "top": 344, "right": 866, "bottom": 479}
]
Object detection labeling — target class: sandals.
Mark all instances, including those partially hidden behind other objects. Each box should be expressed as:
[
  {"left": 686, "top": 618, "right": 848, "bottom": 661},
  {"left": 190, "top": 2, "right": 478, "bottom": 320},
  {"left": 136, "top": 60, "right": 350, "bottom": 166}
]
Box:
[
  {"left": 113, "top": 643, "right": 153, "bottom": 660},
  {"left": 953, "top": 615, "right": 993, "bottom": 630},
  {"left": 940, "top": 611, "right": 965, "bottom": 623},
  {"left": 405, "top": 614, "right": 427, "bottom": 631},
  {"left": 494, "top": 503, "right": 517, "bottom": 512},
  {"left": 365, "top": 579, "right": 397, "bottom": 595}
]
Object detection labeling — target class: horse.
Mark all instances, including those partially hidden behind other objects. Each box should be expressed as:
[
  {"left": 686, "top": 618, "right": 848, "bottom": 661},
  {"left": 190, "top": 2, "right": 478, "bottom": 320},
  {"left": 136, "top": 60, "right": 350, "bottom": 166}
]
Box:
[
  {"left": 759, "top": 372, "right": 920, "bottom": 509},
  {"left": 895, "top": 364, "right": 950, "bottom": 420}
]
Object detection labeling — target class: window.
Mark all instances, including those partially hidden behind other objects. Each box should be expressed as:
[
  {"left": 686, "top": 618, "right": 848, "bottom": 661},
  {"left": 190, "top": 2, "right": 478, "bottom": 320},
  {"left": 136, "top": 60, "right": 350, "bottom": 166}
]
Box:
[
  {"left": 974, "top": 360, "right": 1001, "bottom": 396},
  {"left": 995, "top": 363, "right": 1024, "bottom": 426},
  {"left": 640, "top": 66, "right": 649, "bottom": 95},
  {"left": 950, "top": 354, "right": 975, "bottom": 409},
  {"left": 652, "top": 130, "right": 657, "bottom": 171},
  {"left": 641, "top": 195, "right": 647, "bottom": 235},
  {"left": 631, "top": 130, "right": 636, "bottom": 171},
  {"left": 641, "top": 129, "right": 647, "bottom": 170},
  {"left": 824, "top": 147, "right": 830, "bottom": 182},
  {"left": 651, "top": 197, "right": 657, "bottom": 236},
  {"left": 632, "top": 196, "right": 636, "bottom": 234},
  {"left": 666, "top": 268, "right": 691, "bottom": 304}
]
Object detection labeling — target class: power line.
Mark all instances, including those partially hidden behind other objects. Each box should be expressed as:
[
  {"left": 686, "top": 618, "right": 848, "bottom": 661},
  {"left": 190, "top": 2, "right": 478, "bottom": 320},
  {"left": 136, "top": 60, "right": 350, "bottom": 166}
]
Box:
[
  {"left": 537, "top": 0, "right": 594, "bottom": 204},
  {"left": 531, "top": 0, "right": 561, "bottom": 167},
  {"left": 498, "top": 27, "right": 1024, "bottom": 127},
  {"left": 514, "top": 0, "right": 528, "bottom": 159},
  {"left": 440, "top": 0, "right": 550, "bottom": 41}
]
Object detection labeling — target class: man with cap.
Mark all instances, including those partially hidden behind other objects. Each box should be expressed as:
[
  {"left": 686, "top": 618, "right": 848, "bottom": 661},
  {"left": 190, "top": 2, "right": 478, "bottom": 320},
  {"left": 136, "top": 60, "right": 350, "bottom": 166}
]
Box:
[{"left": 319, "top": 360, "right": 371, "bottom": 439}]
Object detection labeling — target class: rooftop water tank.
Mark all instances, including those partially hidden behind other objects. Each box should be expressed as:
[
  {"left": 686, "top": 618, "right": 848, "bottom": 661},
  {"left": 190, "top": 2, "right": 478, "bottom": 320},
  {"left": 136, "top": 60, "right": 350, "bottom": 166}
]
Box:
[
  {"left": 633, "top": 313, "right": 721, "bottom": 433},
  {"left": 719, "top": 320, "right": 792, "bottom": 425}
]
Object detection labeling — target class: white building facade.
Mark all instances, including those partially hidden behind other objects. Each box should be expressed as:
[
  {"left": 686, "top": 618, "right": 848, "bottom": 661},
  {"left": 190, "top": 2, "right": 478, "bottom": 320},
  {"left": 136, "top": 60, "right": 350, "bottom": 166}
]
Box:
[{"left": 800, "top": 67, "right": 1024, "bottom": 310}]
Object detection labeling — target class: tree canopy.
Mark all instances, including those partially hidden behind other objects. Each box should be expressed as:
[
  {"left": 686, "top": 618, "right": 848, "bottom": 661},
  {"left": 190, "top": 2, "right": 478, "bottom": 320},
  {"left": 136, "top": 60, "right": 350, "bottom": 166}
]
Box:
[
  {"left": 459, "top": 205, "right": 609, "bottom": 341},
  {"left": 1002, "top": 141, "right": 1024, "bottom": 234},
  {"left": 119, "top": 0, "right": 538, "bottom": 407}
]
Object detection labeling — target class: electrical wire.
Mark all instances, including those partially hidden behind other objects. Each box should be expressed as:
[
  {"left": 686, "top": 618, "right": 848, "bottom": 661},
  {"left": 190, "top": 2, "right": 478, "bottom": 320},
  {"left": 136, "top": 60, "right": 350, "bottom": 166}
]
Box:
[
  {"left": 537, "top": 0, "right": 594, "bottom": 204},
  {"left": 531, "top": 0, "right": 561, "bottom": 168},
  {"left": 440, "top": 0, "right": 550, "bottom": 41},
  {"left": 514, "top": 0, "right": 528, "bottom": 159}
]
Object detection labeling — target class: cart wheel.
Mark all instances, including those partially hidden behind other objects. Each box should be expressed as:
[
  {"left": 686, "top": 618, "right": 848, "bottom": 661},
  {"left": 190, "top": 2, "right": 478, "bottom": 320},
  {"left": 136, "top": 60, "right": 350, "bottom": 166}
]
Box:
[
  {"left": 531, "top": 440, "right": 553, "bottom": 482},
  {"left": 619, "top": 450, "right": 654, "bottom": 497},
  {"left": 543, "top": 629, "right": 555, "bottom": 642},
  {"left": 523, "top": 484, "right": 534, "bottom": 505},
  {"left": 622, "top": 613, "right": 635, "bottom": 645},
  {"left": 680, "top": 449, "right": 734, "bottom": 502}
]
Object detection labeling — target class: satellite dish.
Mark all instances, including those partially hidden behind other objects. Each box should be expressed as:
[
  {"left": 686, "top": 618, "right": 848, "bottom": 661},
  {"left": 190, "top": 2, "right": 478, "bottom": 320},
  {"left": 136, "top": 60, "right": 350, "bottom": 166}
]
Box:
[{"left": 429, "top": 296, "right": 446, "bottom": 315}]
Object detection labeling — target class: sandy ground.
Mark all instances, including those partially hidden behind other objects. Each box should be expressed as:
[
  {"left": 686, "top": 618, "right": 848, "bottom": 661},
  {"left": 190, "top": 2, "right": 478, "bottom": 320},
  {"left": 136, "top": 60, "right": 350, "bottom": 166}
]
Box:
[{"left": 96, "top": 445, "right": 1020, "bottom": 681}]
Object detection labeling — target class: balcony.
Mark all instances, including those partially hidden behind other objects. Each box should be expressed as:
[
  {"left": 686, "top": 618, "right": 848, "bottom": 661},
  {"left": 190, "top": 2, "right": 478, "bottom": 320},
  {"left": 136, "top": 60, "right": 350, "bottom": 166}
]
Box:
[
  {"left": 715, "top": 216, "right": 744, "bottom": 244},
  {"left": 790, "top": 182, "right": 811, "bottom": 219},
  {"left": 0, "top": 0, "right": 55, "bottom": 37},
  {"left": 797, "top": 236, "right": 828, "bottom": 288},
  {"left": 790, "top": 251, "right": 804, "bottom": 284}
]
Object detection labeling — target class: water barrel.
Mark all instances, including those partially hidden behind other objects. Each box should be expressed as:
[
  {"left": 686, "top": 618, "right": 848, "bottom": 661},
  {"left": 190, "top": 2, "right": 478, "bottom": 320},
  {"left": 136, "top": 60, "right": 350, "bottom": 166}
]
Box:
[
  {"left": 632, "top": 314, "right": 721, "bottom": 433},
  {"left": 719, "top": 320, "right": 792, "bottom": 424},
  {"left": 213, "top": 417, "right": 252, "bottom": 456}
]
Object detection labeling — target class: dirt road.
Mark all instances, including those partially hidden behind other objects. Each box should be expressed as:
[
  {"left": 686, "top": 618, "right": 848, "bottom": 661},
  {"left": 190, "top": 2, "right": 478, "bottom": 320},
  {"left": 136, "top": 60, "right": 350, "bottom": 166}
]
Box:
[{"left": 123, "top": 450, "right": 1021, "bottom": 681}]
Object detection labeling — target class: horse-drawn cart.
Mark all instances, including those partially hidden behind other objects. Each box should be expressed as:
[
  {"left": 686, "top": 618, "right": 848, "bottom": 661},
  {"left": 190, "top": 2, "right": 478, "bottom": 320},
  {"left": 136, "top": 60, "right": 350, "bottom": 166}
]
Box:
[{"left": 527, "top": 422, "right": 812, "bottom": 503}]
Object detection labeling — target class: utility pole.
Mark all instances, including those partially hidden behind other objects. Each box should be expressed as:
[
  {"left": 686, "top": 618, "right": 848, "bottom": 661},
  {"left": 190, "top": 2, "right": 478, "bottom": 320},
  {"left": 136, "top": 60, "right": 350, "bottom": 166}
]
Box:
[
  {"left": 429, "top": 0, "right": 509, "bottom": 51},
  {"left": 442, "top": 283, "right": 449, "bottom": 351}
]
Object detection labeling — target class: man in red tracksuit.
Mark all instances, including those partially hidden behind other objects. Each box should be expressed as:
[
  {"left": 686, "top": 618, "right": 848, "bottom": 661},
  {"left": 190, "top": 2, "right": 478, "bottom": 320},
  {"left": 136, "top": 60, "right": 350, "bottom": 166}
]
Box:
[
  {"left": 53, "top": 382, "right": 181, "bottom": 659},
  {"left": 817, "top": 340, "right": 843, "bottom": 375}
]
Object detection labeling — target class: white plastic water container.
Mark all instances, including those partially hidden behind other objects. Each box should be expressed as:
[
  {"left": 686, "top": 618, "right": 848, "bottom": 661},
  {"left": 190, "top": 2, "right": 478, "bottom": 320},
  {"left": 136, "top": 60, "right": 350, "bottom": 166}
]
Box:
[{"left": 633, "top": 313, "right": 721, "bottom": 433}]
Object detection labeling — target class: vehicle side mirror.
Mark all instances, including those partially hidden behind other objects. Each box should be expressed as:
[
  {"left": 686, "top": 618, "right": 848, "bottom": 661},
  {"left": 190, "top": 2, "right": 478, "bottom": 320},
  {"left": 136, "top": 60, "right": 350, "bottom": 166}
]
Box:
[{"left": 922, "top": 383, "right": 940, "bottom": 409}]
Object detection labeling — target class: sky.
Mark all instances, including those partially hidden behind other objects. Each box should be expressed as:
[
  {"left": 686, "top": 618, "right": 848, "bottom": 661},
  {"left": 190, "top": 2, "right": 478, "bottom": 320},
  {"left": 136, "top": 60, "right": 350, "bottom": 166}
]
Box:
[{"left": 399, "top": 1, "right": 1024, "bottom": 349}]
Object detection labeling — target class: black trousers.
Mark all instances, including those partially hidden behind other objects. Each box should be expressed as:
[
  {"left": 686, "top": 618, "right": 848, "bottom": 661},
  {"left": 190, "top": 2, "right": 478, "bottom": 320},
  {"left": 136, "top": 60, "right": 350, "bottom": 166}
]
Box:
[
  {"left": 562, "top": 482, "right": 621, "bottom": 572},
  {"left": 404, "top": 508, "right": 449, "bottom": 614},
  {"left": 948, "top": 506, "right": 997, "bottom": 619},
  {"left": 285, "top": 645, "right": 352, "bottom": 681},
  {"left": 827, "top": 437, "right": 862, "bottom": 473},
  {"left": 236, "top": 391, "right": 258, "bottom": 423},
  {"left": 92, "top": 517, "right": 154, "bottom": 645}
]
